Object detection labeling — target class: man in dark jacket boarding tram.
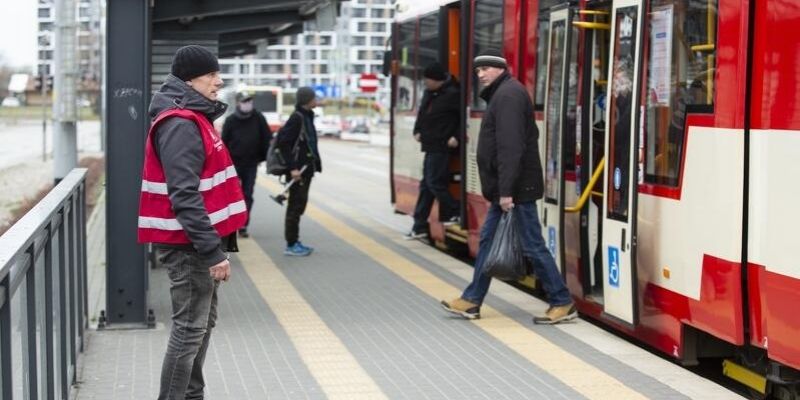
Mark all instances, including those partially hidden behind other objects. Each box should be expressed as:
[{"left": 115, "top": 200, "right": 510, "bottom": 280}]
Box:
[
  {"left": 403, "top": 62, "right": 462, "bottom": 240},
  {"left": 440, "top": 49, "right": 576, "bottom": 324}
]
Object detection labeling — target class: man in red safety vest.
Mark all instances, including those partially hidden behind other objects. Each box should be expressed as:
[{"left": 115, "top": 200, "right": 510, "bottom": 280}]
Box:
[{"left": 138, "top": 45, "right": 246, "bottom": 400}]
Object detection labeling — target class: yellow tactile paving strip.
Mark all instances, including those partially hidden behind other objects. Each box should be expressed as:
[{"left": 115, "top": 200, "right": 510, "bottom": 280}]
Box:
[
  {"left": 258, "top": 176, "right": 647, "bottom": 400},
  {"left": 236, "top": 234, "right": 389, "bottom": 400}
]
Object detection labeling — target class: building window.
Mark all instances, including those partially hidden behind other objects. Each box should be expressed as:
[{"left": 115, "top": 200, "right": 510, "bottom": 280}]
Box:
[
  {"left": 351, "top": 36, "right": 366, "bottom": 46},
  {"left": 374, "top": 22, "right": 387, "bottom": 32},
  {"left": 353, "top": 64, "right": 366, "bottom": 74},
  {"left": 38, "top": 8, "right": 50, "bottom": 18},
  {"left": 291, "top": 50, "right": 300, "bottom": 59},
  {"left": 319, "top": 64, "right": 329, "bottom": 74},
  {"left": 371, "top": 8, "right": 387, "bottom": 18},
  {"left": 319, "top": 35, "right": 332, "bottom": 46},
  {"left": 220, "top": 64, "right": 234, "bottom": 74},
  {"left": 351, "top": 8, "right": 366, "bottom": 18},
  {"left": 371, "top": 36, "right": 386, "bottom": 47},
  {"left": 321, "top": 50, "right": 331, "bottom": 60},
  {"left": 39, "top": 22, "right": 53, "bottom": 31},
  {"left": 306, "top": 50, "right": 317, "bottom": 59}
]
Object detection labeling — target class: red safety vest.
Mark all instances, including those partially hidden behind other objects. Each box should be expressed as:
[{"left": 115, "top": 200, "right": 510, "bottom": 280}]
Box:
[{"left": 137, "top": 108, "right": 247, "bottom": 244}]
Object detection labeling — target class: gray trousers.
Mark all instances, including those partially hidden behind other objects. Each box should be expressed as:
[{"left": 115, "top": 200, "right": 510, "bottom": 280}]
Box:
[{"left": 157, "top": 249, "right": 219, "bottom": 400}]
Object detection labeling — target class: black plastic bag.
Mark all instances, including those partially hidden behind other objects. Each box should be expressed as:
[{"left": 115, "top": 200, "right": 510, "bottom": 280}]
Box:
[{"left": 482, "top": 209, "right": 526, "bottom": 280}]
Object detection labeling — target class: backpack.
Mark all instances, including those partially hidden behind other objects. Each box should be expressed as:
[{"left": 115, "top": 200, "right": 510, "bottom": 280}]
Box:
[{"left": 266, "top": 112, "right": 307, "bottom": 176}]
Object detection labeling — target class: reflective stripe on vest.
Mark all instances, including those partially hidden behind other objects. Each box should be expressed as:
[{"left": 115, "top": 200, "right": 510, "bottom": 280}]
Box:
[{"left": 141, "top": 165, "right": 239, "bottom": 195}]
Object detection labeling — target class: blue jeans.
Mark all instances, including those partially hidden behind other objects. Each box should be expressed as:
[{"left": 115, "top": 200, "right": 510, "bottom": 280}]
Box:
[{"left": 462, "top": 202, "right": 571, "bottom": 307}]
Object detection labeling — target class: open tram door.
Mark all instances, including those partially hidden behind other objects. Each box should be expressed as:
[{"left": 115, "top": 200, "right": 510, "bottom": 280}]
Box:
[
  {"left": 600, "top": 0, "right": 644, "bottom": 325},
  {"left": 540, "top": 4, "right": 575, "bottom": 274}
]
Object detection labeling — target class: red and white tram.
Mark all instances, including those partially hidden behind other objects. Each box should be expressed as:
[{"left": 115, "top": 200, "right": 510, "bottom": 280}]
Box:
[{"left": 388, "top": 0, "right": 800, "bottom": 397}]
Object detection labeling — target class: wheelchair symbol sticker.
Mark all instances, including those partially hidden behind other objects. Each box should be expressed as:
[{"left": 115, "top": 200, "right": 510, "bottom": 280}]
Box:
[{"left": 608, "top": 246, "right": 620, "bottom": 288}]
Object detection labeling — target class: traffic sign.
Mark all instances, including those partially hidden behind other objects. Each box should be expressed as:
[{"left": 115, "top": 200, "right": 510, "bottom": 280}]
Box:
[{"left": 359, "top": 73, "right": 379, "bottom": 93}]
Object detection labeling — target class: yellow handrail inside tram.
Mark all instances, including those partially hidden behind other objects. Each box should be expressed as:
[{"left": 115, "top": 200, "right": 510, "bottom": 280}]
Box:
[
  {"left": 579, "top": 10, "right": 609, "bottom": 15},
  {"left": 690, "top": 43, "right": 715, "bottom": 52},
  {"left": 573, "top": 22, "right": 610, "bottom": 30},
  {"left": 565, "top": 157, "right": 605, "bottom": 213}
]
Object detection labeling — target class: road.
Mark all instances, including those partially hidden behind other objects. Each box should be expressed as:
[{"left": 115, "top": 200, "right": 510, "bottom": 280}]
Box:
[{"left": 0, "top": 120, "right": 102, "bottom": 170}]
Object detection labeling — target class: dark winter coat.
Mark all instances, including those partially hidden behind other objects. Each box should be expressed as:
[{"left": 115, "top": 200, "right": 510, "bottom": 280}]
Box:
[
  {"left": 221, "top": 109, "right": 272, "bottom": 168},
  {"left": 148, "top": 74, "right": 233, "bottom": 268},
  {"left": 476, "top": 72, "right": 544, "bottom": 203},
  {"left": 274, "top": 105, "right": 322, "bottom": 178},
  {"left": 413, "top": 77, "right": 461, "bottom": 153}
]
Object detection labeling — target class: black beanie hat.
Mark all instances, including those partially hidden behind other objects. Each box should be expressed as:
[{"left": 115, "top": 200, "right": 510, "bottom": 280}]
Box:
[
  {"left": 423, "top": 62, "right": 447, "bottom": 81},
  {"left": 171, "top": 45, "right": 220, "bottom": 81},
  {"left": 473, "top": 49, "right": 507, "bottom": 69},
  {"left": 296, "top": 86, "right": 316, "bottom": 106}
]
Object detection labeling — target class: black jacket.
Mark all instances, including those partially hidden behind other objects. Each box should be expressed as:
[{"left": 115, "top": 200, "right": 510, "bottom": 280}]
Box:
[
  {"left": 274, "top": 106, "right": 322, "bottom": 178},
  {"left": 148, "top": 74, "right": 232, "bottom": 268},
  {"left": 476, "top": 72, "right": 544, "bottom": 203},
  {"left": 413, "top": 77, "right": 461, "bottom": 153},
  {"left": 221, "top": 109, "right": 272, "bottom": 168}
]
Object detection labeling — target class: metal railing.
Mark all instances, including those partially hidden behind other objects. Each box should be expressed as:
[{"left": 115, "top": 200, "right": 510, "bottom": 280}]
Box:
[{"left": 0, "top": 168, "right": 89, "bottom": 400}]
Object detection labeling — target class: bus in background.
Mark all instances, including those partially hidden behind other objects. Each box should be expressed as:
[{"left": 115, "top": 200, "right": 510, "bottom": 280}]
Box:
[{"left": 215, "top": 85, "right": 284, "bottom": 133}]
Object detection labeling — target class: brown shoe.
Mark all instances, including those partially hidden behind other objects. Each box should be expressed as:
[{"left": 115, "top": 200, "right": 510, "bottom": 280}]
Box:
[
  {"left": 440, "top": 298, "right": 480, "bottom": 320},
  {"left": 533, "top": 303, "right": 577, "bottom": 325}
]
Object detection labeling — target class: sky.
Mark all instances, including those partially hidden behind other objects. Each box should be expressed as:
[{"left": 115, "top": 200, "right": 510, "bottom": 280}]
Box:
[{"left": 0, "top": 2, "right": 38, "bottom": 70}]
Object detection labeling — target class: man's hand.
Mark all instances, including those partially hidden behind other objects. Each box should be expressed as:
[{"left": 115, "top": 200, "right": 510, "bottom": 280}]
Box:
[
  {"left": 447, "top": 137, "right": 458, "bottom": 148},
  {"left": 414, "top": 133, "right": 421, "bottom": 143},
  {"left": 290, "top": 169, "right": 302, "bottom": 181},
  {"left": 499, "top": 196, "right": 514, "bottom": 212},
  {"left": 209, "top": 259, "right": 231, "bottom": 281}
]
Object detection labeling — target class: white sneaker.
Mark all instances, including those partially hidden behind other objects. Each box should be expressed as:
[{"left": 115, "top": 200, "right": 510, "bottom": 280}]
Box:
[{"left": 402, "top": 230, "right": 428, "bottom": 240}]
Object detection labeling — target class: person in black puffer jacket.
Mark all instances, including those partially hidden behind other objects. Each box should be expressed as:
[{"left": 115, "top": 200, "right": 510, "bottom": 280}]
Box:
[
  {"left": 221, "top": 91, "right": 272, "bottom": 237},
  {"left": 404, "top": 62, "right": 462, "bottom": 239},
  {"left": 440, "top": 49, "right": 575, "bottom": 325}
]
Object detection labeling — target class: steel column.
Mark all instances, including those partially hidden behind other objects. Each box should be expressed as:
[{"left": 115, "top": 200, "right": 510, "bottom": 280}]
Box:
[{"left": 105, "top": 0, "right": 150, "bottom": 325}]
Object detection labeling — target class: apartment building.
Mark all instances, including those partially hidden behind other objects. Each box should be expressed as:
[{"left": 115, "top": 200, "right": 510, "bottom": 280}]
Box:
[
  {"left": 36, "top": 0, "right": 102, "bottom": 97},
  {"left": 220, "top": 0, "right": 393, "bottom": 99}
]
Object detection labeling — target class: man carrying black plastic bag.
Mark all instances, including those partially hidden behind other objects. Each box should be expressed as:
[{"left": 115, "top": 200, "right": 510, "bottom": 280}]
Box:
[{"left": 440, "top": 49, "right": 575, "bottom": 324}]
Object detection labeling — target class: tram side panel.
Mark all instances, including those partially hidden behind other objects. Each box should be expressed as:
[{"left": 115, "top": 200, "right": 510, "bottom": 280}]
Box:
[{"left": 747, "top": 0, "right": 800, "bottom": 372}]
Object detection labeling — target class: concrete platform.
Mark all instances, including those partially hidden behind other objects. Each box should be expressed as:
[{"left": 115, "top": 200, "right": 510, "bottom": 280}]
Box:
[{"left": 74, "top": 139, "right": 744, "bottom": 399}]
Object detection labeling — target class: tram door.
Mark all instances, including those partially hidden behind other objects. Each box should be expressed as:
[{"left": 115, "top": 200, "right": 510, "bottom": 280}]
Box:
[
  {"left": 577, "top": 6, "right": 611, "bottom": 301},
  {"left": 601, "top": 0, "right": 644, "bottom": 325},
  {"left": 541, "top": 6, "right": 574, "bottom": 272}
]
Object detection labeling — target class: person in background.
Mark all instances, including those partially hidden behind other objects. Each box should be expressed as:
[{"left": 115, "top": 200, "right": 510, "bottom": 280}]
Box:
[
  {"left": 404, "top": 62, "right": 462, "bottom": 240},
  {"left": 274, "top": 87, "right": 322, "bottom": 256},
  {"left": 222, "top": 91, "right": 272, "bottom": 238}
]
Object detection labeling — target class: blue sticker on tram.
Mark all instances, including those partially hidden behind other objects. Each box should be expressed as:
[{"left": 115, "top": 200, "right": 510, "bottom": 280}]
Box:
[{"left": 608, "top": 246, "right": 620, "bottom": 288}]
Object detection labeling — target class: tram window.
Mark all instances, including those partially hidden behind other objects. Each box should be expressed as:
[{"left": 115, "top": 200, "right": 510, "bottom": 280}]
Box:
[
  {"left": 544, "top": 20, "right": 567, "bottom": 203},
  {"left": 396, "top": 21, "right": 416, "bottom": 111},
  {"left": 472, "top": 0, "right": 504, "bottom": 110},
  {"left": 643, "top": 0, "right": 717, "bottom": 187},
  {"left": 417, "top": 13, "right": 440, "bottom": 100},
  {"left": 564, "top": 18, "right": 580, "bottom": 173},
  {"left": 607, "top": 6, "right": 639, "bottom": 222},
  {"left": 534, "top": 20, "right": 549, "bottom": 110}
]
